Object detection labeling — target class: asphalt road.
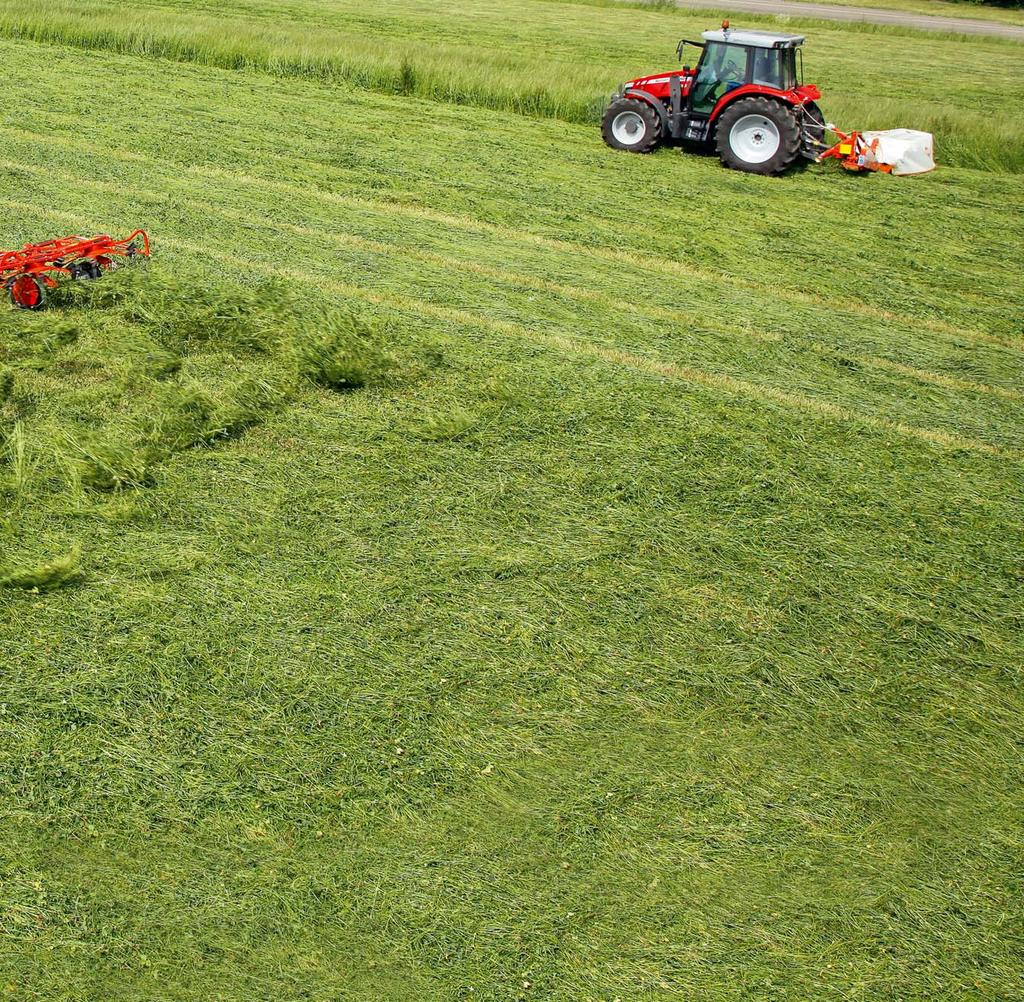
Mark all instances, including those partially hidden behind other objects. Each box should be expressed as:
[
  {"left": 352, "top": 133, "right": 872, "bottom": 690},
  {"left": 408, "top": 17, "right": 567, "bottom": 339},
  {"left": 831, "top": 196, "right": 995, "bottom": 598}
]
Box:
[{"left": 672, "top": 0, "right": 1024, "bottom": 40}]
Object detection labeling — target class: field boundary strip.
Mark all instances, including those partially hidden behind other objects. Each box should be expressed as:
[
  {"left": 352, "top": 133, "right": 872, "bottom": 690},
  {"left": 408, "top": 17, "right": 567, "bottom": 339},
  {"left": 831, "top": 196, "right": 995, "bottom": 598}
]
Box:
[
  {"left": 0, "top": 128, "right": 1013, "bottom": 353},
  {"left": 1, "top": 197, "right": 1011, "bottom": 460},
  {"left": 1, "top": 152, "right": 1020, "bottom": 406}
]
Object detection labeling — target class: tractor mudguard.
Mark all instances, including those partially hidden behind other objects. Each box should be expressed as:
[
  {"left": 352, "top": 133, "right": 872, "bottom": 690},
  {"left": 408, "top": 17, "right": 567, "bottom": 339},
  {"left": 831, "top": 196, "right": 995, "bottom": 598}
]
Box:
[
  {"left": 707, "top": 83, "right": 820, "bottom": 125},
  {"left": 623, "top": 88, "right": 669, "bottom": 132}
]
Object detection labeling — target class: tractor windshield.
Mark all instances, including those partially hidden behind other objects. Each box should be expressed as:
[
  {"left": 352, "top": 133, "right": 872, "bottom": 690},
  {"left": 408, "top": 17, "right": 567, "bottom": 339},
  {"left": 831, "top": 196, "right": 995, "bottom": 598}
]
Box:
[
  {"left": 690, "top": 42, "right": 799, "bottom": 114},
  {"left": 690, "top": 42, "right": 748, "bottom": 114}
]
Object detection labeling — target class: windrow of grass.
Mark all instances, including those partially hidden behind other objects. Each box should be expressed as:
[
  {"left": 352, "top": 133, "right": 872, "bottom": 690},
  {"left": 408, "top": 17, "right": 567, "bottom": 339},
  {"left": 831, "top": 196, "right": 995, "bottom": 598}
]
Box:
[
  {"left": 0, "top": 0, "right": 1021, "bottom": 172},
  {"left": 0, "top": 265, "right": 414, "bottom": 588}
]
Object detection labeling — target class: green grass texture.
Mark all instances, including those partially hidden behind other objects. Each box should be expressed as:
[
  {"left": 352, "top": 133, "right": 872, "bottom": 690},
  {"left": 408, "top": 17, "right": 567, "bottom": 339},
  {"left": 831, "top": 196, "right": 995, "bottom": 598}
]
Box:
[
  {"left": 0, "top": 0, "right": 1022, "bottom": 171},
  {"left": 1, "top": 19, "right": 1022, "bottom": 1002}
]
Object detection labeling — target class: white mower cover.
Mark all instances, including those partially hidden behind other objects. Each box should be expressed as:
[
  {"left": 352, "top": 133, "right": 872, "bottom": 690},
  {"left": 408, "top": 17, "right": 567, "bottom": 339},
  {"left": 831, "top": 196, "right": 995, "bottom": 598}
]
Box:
[{"left": 861, "top": 129, "right": 935, "bottom": 176}]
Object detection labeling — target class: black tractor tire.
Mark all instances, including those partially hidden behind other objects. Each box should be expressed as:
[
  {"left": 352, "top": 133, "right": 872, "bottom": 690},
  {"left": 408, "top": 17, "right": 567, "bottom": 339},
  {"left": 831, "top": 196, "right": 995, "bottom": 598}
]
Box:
[
  {"left": 601, "top": 98, "right": 663, "bottom": 154},
  {"left": 715, "top": 97, "right": 801, "bottom": 175}
]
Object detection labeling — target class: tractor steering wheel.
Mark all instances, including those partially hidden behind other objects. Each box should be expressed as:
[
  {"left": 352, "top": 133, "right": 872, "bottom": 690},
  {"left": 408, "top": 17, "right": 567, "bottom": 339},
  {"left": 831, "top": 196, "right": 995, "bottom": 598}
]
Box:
[{"left": 720, "top": 62, "right": 743, "bottom": 84}]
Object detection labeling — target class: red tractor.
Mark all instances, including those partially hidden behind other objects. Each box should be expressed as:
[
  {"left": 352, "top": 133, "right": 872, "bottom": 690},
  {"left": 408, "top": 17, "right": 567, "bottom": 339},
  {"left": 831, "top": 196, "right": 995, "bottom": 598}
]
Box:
[{"left": 602, "top": 23, "right": 826, "bottom": 175}]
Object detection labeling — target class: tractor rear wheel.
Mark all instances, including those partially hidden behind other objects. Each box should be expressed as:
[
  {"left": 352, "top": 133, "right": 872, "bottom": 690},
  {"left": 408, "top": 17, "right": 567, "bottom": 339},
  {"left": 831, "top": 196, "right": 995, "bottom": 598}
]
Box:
[
  {"left": 8, "top": 275, "right": 46, "bottom": 310},
  {"left": 799, "top": 100, "right": 827, "bottom": 156},
  {"left": 716, "top": 97, "right": 801, "bottom": 175},
  {"left": 601, "top": 98, "right": 662, "bottom": 154}
]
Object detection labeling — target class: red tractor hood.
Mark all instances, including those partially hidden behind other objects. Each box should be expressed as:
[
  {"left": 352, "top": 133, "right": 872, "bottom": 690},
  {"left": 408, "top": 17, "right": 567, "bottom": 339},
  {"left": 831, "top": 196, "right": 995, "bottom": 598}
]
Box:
[
  {"left": 624, "top": 69, "right": 695, "bottom": 100},
  {"left": 623, "top": 73, "right": 820, "bottom": 107}
]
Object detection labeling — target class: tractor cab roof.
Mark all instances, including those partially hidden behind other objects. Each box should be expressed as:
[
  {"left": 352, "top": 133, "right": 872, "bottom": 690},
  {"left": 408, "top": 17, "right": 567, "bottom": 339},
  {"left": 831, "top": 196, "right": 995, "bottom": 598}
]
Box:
[{"left": 701, "top": 28, "right": 805, "bottom": 48}]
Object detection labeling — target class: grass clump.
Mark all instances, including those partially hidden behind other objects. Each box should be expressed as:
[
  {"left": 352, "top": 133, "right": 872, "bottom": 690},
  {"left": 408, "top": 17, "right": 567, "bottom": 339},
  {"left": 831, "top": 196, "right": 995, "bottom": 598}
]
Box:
[
  {"left": 73, "top": 439, "right": 155, "bottom": 491},
  {"left": 294, "top": 309, "right": 393, "bottom": 391},
  {"left": 0, "top": 545, "right": 82, "bottom": 591},
  {"left": 0, "top": 261, "right": 397, "bottom": 507}
]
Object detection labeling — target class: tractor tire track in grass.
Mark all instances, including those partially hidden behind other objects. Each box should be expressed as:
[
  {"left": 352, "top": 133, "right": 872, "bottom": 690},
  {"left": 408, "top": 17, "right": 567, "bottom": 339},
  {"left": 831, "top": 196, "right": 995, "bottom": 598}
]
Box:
[
  {"left": 101, "top": 155, "right": 1024, "bottom": 349},
  {"left": 1, "top": 120, "right": 1018, "bottom": 354},
  {"left": 192, "top": 245, "right": 1013, "bottom": 458},
  {"left": 3, "top": 140, "right": 1023, "bottom": 396},
  {"left": 184, "top": 197, "right": 1024, "bottom": 405},
  {"left": 11, "top": 191, "right": 1004, "bottom": 457},
  {"left": 3, "top": 153, "right": 1022, "bottom": 454},
  {"left": 5, "top": 150, "right": 1019, "bottom": 404}
]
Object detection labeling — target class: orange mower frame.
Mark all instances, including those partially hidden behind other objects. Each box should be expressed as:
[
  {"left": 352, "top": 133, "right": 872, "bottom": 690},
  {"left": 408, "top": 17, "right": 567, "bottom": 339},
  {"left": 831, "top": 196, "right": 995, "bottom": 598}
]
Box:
[{"left": 817, "top": 128, "right": 892, "bottom": 173}]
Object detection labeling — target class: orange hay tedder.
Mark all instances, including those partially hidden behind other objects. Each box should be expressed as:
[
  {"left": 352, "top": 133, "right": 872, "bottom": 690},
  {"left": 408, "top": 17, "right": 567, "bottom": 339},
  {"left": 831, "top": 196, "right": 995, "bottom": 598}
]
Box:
[{"left": 0, "top": 230, "right": 150, "bottom": 310}]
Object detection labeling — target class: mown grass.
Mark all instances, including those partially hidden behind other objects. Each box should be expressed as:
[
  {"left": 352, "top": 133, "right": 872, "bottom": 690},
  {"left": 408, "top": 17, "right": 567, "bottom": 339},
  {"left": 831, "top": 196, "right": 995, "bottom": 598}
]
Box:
[
  {"left": 0, "top": 0, "right": 1022, "bottom": 171},
  {"left": 1, "top": 22, "right": 1022, "bottom": 1002},
  {"left": 0, "top": 265, "right": 400, "bottom": 532}
]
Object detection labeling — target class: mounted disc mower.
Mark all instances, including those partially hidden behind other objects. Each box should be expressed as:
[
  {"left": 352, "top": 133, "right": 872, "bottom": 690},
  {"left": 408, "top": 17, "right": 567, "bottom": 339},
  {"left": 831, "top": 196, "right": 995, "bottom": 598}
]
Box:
[{"left": 1, "top": 230, "right": 151, "bottom": 310}]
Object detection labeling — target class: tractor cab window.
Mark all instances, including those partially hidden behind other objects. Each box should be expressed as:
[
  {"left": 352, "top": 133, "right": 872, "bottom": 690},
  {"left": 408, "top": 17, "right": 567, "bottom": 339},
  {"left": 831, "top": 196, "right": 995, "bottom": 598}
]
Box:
[
  {"left": 691, "top": 42, "right": 749, "bottom": 114},
  {"left": 751, "top": 48, "right": 797, "bottom": 90}
]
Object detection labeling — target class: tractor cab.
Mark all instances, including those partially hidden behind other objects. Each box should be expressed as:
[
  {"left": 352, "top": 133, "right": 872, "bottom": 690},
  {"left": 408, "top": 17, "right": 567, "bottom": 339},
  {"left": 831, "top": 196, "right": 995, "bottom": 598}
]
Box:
[
  {"left": 602, "top": 23, "right": 825, "bottom": 175},
  {"left": 686, "top": 28, "right": 802, "bottom": 115}
]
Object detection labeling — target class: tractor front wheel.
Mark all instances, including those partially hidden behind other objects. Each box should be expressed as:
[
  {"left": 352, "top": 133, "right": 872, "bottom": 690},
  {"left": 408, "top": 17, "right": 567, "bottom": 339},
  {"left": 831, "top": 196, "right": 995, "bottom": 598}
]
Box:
[
  {"left": 716, "top": 97, "right": 801, "bottom": 175},
  {"left": 7, "top": 274, "right": 46, "bottom": 310},
  {"left": 601, "top": 98, "right": 662, "bottom": 154}
]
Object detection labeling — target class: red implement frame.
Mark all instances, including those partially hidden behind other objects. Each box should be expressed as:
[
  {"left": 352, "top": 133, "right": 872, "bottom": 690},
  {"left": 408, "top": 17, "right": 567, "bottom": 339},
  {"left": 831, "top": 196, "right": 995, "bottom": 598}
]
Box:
[
  {"left": 0, "top": 230, "right": 151, "bottom": 309},
  {"left": 818, "top": 128, "right": 892, "bottom": 174}
]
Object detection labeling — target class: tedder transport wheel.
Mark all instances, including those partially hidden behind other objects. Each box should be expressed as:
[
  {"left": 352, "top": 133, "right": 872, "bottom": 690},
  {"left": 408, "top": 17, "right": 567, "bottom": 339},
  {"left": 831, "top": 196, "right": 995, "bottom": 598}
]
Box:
[
  {"left": 8, "top": 274, "right": 46, "bottom": 310},
  {"left": 716, "top": 97, "right": 801, "bottom": 175},
  {"left": 601, "top": 98, "right": 663, "bottom": 154}
]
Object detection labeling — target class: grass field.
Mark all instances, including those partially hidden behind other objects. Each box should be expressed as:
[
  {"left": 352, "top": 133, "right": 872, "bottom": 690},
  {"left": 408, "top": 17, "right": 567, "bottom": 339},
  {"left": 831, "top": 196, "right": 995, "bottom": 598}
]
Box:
[
  {"left": 0, "top": 0, "right": 1022, "bottom": 172},
  {"left": 1, "top": 2, "right": 1023, "bottom": 999}
]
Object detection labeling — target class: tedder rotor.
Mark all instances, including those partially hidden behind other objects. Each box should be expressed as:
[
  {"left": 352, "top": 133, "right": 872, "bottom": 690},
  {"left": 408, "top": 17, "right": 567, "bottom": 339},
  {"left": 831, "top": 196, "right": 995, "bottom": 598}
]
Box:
[{"left": 1, "top": 230, "right": 151, "bottom": 310}]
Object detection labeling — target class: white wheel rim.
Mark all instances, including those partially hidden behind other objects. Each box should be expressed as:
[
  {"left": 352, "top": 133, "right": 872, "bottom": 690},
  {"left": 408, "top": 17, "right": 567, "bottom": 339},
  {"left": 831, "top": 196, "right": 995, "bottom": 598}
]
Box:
[
  {"left": 729, "top": 114, "right": 781, "bottom": 164},
  {"left": 611, "top": 110, "right": 647, "bottom": 146}
]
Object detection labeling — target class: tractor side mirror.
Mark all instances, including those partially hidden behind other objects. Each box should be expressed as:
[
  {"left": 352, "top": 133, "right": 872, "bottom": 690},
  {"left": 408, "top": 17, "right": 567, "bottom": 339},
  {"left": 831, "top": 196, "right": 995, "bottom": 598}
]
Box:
[{"left": 676, "top": 39, "right": 705, "bottom": 64}]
